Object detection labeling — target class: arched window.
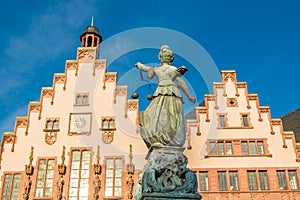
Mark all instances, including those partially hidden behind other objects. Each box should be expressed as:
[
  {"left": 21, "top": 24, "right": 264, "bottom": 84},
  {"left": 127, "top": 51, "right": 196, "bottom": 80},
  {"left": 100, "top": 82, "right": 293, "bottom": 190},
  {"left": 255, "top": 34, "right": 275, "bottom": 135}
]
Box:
[
  {"left": 94, "top": 38, "right": 98, "bottom": 47},
  {"left": 53, "top": 120, "right": 59, "bottom": 130},
  {"left": 103, "top": 119, "right": 109, "bottom": 129},
  {"left": 46, "top": 120, "right": 53, "bottom": 130},
  {"left": 87, "top": 36, "right": 93, "bottom": 47},
  {"left": 109, "top": 119, "right": 115, "bottom": 129},
  {"left": 45, "top": 119, "right": 59, "bottom": 131}
]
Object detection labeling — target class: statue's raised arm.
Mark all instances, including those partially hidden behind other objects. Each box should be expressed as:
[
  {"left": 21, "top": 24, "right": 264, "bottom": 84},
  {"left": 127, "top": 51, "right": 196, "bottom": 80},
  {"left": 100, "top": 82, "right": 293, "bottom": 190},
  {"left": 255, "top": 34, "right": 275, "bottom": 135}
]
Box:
[{"left": 135, "top": 62, "right": 151, "bottom": 72}]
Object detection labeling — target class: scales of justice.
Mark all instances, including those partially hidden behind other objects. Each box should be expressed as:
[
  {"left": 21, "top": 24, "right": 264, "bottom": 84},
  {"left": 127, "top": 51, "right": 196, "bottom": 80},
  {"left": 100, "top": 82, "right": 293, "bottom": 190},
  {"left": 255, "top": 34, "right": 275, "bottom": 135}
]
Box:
[{"left": 133, "top": 45, "right": 202, "bottom": 200}]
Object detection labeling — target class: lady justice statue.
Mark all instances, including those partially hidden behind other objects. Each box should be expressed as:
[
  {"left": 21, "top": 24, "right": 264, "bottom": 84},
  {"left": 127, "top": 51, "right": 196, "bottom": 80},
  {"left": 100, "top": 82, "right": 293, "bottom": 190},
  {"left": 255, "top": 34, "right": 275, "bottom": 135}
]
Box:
[
  {"left": 135, "top": 45, "right": 196, "bottom": 149},
  {"left": 134, "top": 45, "right": 201, "bottom": 199}
]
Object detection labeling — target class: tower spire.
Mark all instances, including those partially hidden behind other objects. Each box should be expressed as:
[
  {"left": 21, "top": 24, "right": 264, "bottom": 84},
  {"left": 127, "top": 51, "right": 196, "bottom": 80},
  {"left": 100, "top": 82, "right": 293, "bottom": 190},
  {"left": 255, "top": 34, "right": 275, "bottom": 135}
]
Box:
[{"left": 91, "top": 16, "right": 94, "bottom": 26}]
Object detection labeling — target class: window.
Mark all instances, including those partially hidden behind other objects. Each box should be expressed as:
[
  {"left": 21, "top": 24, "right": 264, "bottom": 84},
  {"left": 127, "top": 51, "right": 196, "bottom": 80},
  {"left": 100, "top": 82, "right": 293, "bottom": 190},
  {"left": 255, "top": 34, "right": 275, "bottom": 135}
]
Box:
[
  {"left": 35, "top": 159, "right": 55, "bottom": 197},
  {"left": 288, "top": 170, "right": 299, "bottom": 190},
  {"left": 219, "top": 115, "right": 226, "bottom": 128},
  {"left": 226, "top": 142, "right": 232, "bottom": 155},
  {"left": 218, "top": 142, "right": 224, "bottom": 155},
  {"left": 199, "top": 171, "right": 209, "bottom": 191},
  {"left": 45, "top": 119, "right": 59, "bottom": 131},
  {"left": 257, "top": 141, "right": 264, "bottom": 154},
  {"left": 69, "top": 150, "right": 90, "bottom": 200},
  {"left": 242, "top": 141, "right": 248, "bottom": 155},
  {"left": 75, "top": 93, "right": 89, "bottom": 106},
  {"left": 105, "top": 158, "right": 123, "bottom": 197},
  {"left": 218, "top": 171, "right": 227, "bottom": 191},
  {"left": 229, "top": 171, "right": 239, "bottom": 191},
  {"left": 209, "top": 141, "right": 232, "bottom": 156},
  {"left": 247, "top": 171, "right": 258, "bottom": 190},
  {"left": 242, "top": 114, "right": 249, "bottom": 127},
  {"left": 249, "top": 141, "right": 256, "bottom": 154},
  {"left": 87, "top": 36, "right": 92, "bottom": 47},
  {"left": 277, "top": 170, "right": 288, "bottom": 190},
  {"left": 241, "top": 140, "right": 266, "bottom": 155},
  {"left": 209, "top": 142, "right": 216, "bottom": 155},
  {"left": 101, "top": 117, "right": 116, "bottom": 130},
  {"left": 259, "top": 170, "right": 269, "bottom": 190},
  {"left": 2, "top": 173, "right": 21, "bottom": 200}
]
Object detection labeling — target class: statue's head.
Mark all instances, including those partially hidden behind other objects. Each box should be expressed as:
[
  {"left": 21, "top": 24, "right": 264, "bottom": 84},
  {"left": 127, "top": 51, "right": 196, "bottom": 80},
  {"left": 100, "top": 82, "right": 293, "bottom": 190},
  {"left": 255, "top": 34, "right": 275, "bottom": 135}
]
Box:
[{"left": 158, "top": 45, "right": 174, "bottom": 65}]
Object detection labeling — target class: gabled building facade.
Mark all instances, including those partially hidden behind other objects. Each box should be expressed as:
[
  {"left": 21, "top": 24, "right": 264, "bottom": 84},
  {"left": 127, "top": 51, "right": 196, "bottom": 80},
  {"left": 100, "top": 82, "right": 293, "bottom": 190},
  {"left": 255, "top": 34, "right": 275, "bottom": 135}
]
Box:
[
  {"left": 0, "top": 24, "right": 147, "bottom": 200},
  {"left": 0, "top": 24, "right": 300, "bottom": 200},
  {"left": 185, "top": 70, "right": 300, "bottom": 199}
]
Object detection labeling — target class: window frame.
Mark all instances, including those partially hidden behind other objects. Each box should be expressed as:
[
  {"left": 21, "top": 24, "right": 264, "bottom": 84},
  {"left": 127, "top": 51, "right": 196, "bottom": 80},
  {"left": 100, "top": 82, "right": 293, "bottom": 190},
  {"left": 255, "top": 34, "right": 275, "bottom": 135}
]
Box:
[
  {"left": 288, "top": 170, "right": 299, "bottom": 190},
  {"left": 276, "top": 169, "right": 300, "bottom": 191},
  {"left": 241, "top": 140, "right": 266, "bottom": 155},
  {"left": 217, "top": 113, "right": 227, "bottom": 128},
  {"left": 207, "top": 140, "right": 233, "bottom": 156},
  {"left": 258, "top": 170, "right": 269, "bottom": 190},
  {"left": 247, "top": 170, "right": 258, "bottom": 190},
  {"left": 240, "top": 113, "right": 251, "bottom": 128},
  {"left": 229, "top": 171, "right": 239, "bottom": 191},
  {"left": 277, "top": 170, "right": 288, "bottom": 190},
  {"left": 1, "top": 172, "right": 22, "bottom": 200},
  {"left": 35, "top": 158, "right": 56, "bottom": 198},
  {"left": 68, "top": 148, "right": 92, "bottom": 200},
  {"left": 44, "top": 118, "right": 60, "bottom": 132},
  {"left": 217, "top": 171, "right": 228, "bottom": 191},
  {"left": 101, "top": 117, "right": 116, "bottom": 131},
  {"left": 104, "top": 156, "right": 124, "bottom": 197},
  {"left": 199, "top": 171, "right": 209, "bottom": 191},
  {"left": 74, "top": 93, "right": 89, "bottom": 106}
]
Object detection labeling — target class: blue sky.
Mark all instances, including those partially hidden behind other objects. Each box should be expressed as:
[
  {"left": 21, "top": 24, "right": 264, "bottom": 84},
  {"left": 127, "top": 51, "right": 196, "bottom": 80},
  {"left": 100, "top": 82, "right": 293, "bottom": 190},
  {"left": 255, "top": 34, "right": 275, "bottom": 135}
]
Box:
[{"left": 0, "top": 0, "right": 300, "bottom": 135}]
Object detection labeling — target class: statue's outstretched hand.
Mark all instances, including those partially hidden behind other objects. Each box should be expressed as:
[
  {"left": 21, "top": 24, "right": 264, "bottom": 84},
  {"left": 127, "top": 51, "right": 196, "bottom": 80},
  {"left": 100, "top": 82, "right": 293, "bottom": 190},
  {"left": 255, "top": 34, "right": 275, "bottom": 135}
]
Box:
[
  {"left": 188, "top": 96, "right": 196, "bottom": 104},
  {"left": 135, "top": 62, "right": 142, "bottom": 69}
]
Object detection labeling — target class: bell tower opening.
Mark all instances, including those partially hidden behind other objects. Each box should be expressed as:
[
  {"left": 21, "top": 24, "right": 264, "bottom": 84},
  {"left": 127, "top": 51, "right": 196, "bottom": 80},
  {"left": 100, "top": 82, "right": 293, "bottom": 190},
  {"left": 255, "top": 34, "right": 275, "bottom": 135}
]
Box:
[{"left": 80, "top": 17, "right": 102, "bottom": 48}]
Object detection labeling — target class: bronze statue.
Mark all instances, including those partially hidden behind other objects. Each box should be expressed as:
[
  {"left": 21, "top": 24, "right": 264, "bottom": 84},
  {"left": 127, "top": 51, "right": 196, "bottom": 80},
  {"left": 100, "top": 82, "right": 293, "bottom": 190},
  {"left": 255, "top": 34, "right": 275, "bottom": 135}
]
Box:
[{"left": 135, "top": 45, "right": 196, "bottom": 149}]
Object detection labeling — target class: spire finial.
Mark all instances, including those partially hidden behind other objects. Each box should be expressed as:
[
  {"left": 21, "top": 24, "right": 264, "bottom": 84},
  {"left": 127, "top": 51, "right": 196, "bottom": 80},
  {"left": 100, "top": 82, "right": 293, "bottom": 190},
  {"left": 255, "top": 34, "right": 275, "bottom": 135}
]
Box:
[{"left": 91, "top": 16, "right": 94, "bottom": 26}]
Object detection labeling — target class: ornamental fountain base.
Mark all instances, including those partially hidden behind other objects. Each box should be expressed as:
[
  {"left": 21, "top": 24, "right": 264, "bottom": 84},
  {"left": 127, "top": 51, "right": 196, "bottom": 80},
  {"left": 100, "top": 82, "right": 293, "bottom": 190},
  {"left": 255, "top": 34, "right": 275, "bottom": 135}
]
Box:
[{"left": 135, "top": 145, "right": 202, "bottom": 200}]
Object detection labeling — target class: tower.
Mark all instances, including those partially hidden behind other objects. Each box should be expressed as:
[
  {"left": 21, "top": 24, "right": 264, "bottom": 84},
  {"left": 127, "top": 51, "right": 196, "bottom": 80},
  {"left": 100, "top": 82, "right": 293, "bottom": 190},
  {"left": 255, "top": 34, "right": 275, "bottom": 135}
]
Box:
[{"left": 80, "top": 17, "right": 102, "bottom": 48}]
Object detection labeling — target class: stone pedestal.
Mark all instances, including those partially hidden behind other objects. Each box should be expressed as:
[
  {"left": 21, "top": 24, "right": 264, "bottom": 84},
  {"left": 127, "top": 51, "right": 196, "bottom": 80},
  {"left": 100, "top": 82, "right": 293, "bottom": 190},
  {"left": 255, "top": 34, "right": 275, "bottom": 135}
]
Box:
[{"left": 137, "top": 146, "right": 202, "bottom": 200}]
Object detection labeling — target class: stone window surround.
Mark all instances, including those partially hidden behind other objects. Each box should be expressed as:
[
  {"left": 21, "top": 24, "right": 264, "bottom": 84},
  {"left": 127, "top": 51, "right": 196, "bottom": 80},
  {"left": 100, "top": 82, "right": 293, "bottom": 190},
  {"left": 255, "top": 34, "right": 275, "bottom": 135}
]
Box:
[
  {"left": 1, "top": 172, "right": 22, "bottom": 200},
  {"left": 194, "top": 168, "right": 300, "bottom": 192},
  {"left": 205, "top": 138, "right": 271, "bottom": 158},
  {"left": 103, "top": 156, "right": 125, "bottom": 198}
]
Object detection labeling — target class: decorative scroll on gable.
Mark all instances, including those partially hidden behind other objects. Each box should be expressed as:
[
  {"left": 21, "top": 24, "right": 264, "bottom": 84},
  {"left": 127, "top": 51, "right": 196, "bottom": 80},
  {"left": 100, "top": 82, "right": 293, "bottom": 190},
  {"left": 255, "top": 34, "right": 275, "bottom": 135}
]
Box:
[
  {"left": 128, "top": 100, "right": 138, "bottom": 111},
  {"left": 16, "top": 117, "right": 28, "bottom": 128},
  {"left": 66, "top": 60, "right": 77, "bottom": 70},
  {"left": 42, "top": 87, "right": 54, "bottom": 98},
  {"left": 95, "top": 59, "right": 106, "bottom": 70},
  {"left": 103, "top": 72, "right": 117, "bottom": 89},
  {"left": 77, "top": 47, "right": 96, "bottom": 63},
  {"left": 2, "top": 132, "right": 16, "bottom": 152},
  {"left": 222, "top": 70, "right": 236, "bottom": 83},
  {"left": 2, "top": 132, "right": 15, "bottom": 144},
  {"left": 29, "top": 102, "right": 41, "bottom": 113},
  {"left": 54, "top": 73, "right": 66, "bottom": 84}
]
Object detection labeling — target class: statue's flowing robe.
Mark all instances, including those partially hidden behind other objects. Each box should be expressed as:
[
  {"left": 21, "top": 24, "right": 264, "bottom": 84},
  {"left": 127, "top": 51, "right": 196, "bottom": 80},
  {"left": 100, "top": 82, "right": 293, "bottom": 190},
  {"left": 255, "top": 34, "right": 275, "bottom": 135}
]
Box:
[{"left": 139, "top": 66, "right": 185, "bottom": 148}]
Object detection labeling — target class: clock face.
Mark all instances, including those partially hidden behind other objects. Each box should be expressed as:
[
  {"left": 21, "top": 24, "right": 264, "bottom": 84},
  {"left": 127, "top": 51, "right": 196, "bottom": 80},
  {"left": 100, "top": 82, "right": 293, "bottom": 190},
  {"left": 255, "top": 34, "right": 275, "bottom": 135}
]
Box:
[{"left": 69, "top": 113, "right": 91, "bottom": 135}]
